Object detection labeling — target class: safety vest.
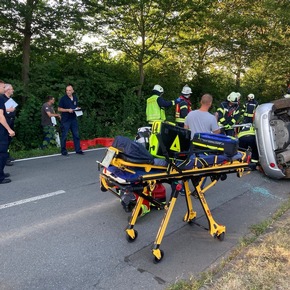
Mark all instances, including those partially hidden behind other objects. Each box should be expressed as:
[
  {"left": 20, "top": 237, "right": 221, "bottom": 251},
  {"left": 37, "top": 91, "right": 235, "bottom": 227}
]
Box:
[
  {"left": 237, "top": 125, "right": 255, "bottom": 138},
  {"left": 175, "top": 96, "right": 192, "bottom": 124},
  {"left": 146, "top": 95, "right": 166, "bottom": 124},
  {"left": 238, "top": 125, "right": 258, "bottom": 163}
]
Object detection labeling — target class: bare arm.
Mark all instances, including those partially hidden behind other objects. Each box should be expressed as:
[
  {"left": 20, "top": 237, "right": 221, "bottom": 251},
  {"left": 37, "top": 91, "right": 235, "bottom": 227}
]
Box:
[
  {"left": 58, "top": 107, "right": 73, "bottom": 113},
  {"left": 46, "top": 111, "right": 60, "bottom": 118},
  {"left": 212, "top": 128, "right": 221, "bottom": 134},
  {"left": 6, "top": 106, "right": 15, "bottom": 113},
  {"left": 0, "top": 109, "right": 15, "bottom": 136}
]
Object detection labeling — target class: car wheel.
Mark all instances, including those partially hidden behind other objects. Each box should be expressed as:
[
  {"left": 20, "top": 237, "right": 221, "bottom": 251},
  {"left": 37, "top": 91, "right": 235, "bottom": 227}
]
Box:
[{"left": 284, "top": 167, "right": 290, "bottom": 179}]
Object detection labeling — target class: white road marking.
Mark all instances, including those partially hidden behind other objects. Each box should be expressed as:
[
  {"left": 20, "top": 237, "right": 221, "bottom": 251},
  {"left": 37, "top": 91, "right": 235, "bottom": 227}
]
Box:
[
  {"left": 0, "top": 190, "right": 66, "bottom": 210},
  {"left": 14, "top": 148, "right": 106, "bottom": 162}
]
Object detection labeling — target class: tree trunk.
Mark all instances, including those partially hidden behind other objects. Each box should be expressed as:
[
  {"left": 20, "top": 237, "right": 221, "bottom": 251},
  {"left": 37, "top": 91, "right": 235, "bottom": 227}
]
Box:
[
  {"left": 138, "top": 62, "right": 145, "bottom": 97},
  {"left": 22, "top": 33, "right": 31, "bottom": 90},
  {"left": 21, "top": 0, "right": 34, "bottom": 98},
  {"left": 235, "top": 69, "right": 241, "bottom": 90}
]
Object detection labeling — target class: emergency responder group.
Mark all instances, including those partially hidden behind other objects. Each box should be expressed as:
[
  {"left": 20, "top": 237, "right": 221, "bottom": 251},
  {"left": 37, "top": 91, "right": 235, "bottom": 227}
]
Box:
[
  {"left": 146, "top": 84, "right": 258, "bottom": 132},
  {"left": 146, "top": 85, "right": 259, "bottom": 164}
]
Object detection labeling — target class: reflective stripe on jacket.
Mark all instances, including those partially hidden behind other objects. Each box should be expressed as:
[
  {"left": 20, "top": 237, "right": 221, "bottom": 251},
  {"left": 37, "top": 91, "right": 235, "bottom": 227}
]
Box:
[
  {"left": 243, "top": 100, "right": 258, "bottom": 117},
  {"left": 175, "top": 96, "right": 192, "bottom": 124},
  {"left": 237, "top": 125, "right": 255, "bottom": 138},
  {"left": 217, "top": 101, "right": 240, "bottom": 127}
]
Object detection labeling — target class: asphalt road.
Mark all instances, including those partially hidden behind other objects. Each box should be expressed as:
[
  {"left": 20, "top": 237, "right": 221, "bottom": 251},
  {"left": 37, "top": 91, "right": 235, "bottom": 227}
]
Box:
[{"left": 0, "top": 149, "right": 289, "bottom": 290}]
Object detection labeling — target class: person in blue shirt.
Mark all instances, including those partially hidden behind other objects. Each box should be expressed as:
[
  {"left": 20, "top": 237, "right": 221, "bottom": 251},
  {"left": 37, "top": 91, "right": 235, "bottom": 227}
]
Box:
[{"left": 58, "top": 84, "right": 84, "bottom": 156}]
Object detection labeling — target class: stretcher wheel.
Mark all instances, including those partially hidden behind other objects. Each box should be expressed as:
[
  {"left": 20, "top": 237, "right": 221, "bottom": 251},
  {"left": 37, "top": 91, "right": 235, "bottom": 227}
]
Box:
[
  {"left": 188, "top": 218, "right": 196, "bottom": 225},
  {"left": 153, "top": 250, "right": 164, "bottom": 264},
  {"left": 217, "top": 232, "right": 225, "bottom": 241},
  {"left": 126, "top": 230, "right": 138, "bottom": 243},
  {"left": 100, "top": 180, "right": 108, "bottom": 192}
]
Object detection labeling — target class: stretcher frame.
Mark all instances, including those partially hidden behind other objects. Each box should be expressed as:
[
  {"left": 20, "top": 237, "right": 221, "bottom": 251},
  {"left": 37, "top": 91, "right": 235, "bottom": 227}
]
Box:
[{"left": 98, "top": 146, "right": 252, "bottom": 263}]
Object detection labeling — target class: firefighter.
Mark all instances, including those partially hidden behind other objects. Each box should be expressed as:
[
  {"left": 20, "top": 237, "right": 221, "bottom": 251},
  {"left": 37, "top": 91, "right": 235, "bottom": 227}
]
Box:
[
  {"left": 238, "top": 124, "right": 258, "bottom": 164},
  {"left": 175, "top": 84, "right": 192, "bottom": 127},
  {"left": 243, "top": 93, "right": 258, "bottom": 124},
  {"left": 217, "top": 92, "right": 240, "bottom": 136},
  {"left": 174, "top": 84, "right": 192, "bottom": 195},
  {"left": 146, "top": 85, "right": 180, "bottom": 125}
]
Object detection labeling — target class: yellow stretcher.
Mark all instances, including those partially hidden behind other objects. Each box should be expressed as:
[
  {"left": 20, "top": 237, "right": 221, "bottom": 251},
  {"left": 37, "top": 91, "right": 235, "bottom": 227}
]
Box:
[{"left": 98, "top": 139, "right": 252, "bottom": 263}]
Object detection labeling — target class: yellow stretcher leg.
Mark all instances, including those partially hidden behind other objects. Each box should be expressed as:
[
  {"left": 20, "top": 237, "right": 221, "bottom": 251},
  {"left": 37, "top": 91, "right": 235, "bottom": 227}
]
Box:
[
  {"left": 183, "top": 180, "right": 197, "bottom": 222},
  {"left": 152, "top": 177, "right": 226, "bottom": 263},
  {"left": 152, "top": 184, "right": 183, "bottom": 263},
  {"left": 125, "top": 187, "right": 150, "bottom": 242},
  {"left": 194, "top": 178, "right": 226, "bottom": 240}
]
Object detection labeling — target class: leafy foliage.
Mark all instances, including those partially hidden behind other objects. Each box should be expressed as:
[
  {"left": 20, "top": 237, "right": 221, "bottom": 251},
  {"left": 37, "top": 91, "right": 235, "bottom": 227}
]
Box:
[
  {"left": 1, "top": 0, "right": 290, "bottom": 150},
  {"left": 14, "top": 94, "right": 43, "bottom": 149}
]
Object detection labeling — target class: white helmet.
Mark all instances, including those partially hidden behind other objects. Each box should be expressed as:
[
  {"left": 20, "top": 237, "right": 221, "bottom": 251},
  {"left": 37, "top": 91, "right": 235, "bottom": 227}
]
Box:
[
  {"left": 284, "top": 94, "right": 290, "bottom": 98},
  {"left": 153, "top": 84, "right": 164, "bottom": 93},
  {"left": 227, "top": 92, "right": 238, "bottom": 103},
  {"left": 181, "top": 85, "right": 192, "bottom": 96},
  {"left": 236, "top": 92, "right": 241, "bottom": 101},
  {"left": 248, "top": 93, "right": 255, "bottom": 100}
]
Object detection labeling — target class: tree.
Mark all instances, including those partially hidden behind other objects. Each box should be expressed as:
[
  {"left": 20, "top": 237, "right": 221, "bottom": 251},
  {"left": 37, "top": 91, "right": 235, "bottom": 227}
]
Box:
[
  {"left": 84, "top": 0, "right": 192, "bottom": 96},
  {"left": 0, "top": 0, "right": 85, "bottom": 90}
]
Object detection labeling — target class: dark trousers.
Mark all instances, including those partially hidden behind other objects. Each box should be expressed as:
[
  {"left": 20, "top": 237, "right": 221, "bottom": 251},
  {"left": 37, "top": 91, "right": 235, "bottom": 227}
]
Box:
[
  {"left": 0, "top": 143, "right": 9, "bottom": 182},
  {"left": 239, "top": 135, "right": 258, "bottom": 162},
  {"left": 42, "top": 125, "right": 56, "bottom": 148},
  {"left": 60, "top": 119, "right": 81, "bottom": 154}
]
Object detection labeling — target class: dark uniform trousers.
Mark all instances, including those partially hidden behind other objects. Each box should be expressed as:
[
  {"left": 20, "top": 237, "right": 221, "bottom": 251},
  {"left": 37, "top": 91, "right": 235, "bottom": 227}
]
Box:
[
  {"left": 239, "top": 135, "right": 258, "bottom": 161},
  {"left": 0, "top": 143, "right": 9, "bottom": 181},
  {"left": 60, "top": 118, "right": 81, "bottom": 154}
]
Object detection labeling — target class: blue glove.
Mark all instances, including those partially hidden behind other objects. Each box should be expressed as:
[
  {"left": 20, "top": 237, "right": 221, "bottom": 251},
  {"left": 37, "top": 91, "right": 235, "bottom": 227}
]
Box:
[{"left": 175, "top": 97, "right": 181, "bottom": 104}]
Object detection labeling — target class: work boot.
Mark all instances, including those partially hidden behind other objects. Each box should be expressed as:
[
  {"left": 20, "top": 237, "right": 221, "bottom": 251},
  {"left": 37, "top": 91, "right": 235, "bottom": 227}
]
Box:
[{"left": 6, "top": 160, "right": 14, "bottom": 166}]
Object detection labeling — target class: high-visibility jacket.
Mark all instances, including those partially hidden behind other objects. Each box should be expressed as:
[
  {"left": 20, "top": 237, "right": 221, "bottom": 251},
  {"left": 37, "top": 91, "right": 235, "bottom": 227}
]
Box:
[
  {"left": 146, "top": 95, "right": 166, "bottom": 124},
  {"left": 243, "top": 99, "right": 258, "bottom": 120},
  {"left": 237, "top": 125, "right": 255, "bottom": 138},
  {"left": 238, "top": 125, "right": 258, "bottom": 162},
  {"left": 175, "top": 96, "right": 192, "bottom": 124},
  {"left": 217, "top": 101, "right": 240, "bottom": 128}
]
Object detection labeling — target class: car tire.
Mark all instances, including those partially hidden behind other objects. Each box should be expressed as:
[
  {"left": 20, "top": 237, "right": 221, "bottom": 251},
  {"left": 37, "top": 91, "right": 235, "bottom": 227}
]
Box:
[
  {"left": 272, "top": 98, "right": 290, "bottom": 112},
  {"left": 284, "top": 167, "right": 290, "bottom": 179}
]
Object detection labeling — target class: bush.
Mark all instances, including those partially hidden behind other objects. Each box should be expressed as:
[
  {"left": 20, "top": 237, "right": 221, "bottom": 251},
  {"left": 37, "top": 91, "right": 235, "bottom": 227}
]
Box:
[{"left": 14, "top": 94, "right": 43, "bottom": 149}]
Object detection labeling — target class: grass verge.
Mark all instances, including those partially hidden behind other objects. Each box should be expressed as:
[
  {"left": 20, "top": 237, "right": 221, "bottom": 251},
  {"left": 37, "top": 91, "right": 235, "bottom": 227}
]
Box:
[{"left": 167, "top": 198, "right": 290, "bottom": 290}]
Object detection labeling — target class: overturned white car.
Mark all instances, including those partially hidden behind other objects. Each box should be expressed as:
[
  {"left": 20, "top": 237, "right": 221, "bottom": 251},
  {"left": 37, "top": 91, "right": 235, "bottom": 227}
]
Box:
[{"left": 255, "top": 98, "right": 290, "bottom": 179}]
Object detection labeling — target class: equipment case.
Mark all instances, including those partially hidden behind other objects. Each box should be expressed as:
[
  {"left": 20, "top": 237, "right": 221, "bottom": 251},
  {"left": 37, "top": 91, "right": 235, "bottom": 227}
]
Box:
[
  {"left": 192, "top": 133, "right": 239, "bottom": 157},
  {"left": 149, "top": 121, "right": 191, "bottom": 159}
]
